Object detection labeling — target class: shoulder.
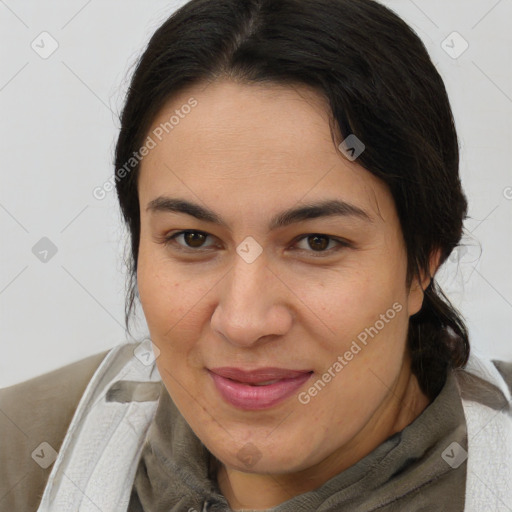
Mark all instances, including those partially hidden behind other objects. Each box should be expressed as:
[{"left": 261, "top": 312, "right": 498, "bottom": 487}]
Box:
[
  {"left": 454, "top": 352, "right": 512, "bottom": 409},
  {"left": 493, "top": 359, "right": 512, "bottom": 393},
  {"left": 454, "top": 353, "right": 512, "bottom": 422},
  {"left": 0, "top": 348, "right": 111, "bottom": 511},
  {"left": 455, "top": 355, "right": 512, "bottom": 507}
]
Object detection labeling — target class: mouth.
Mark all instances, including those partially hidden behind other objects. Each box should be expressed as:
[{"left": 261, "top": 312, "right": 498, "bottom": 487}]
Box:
[{"left": 208, "top": 367, "right": 313, "bottom": 410}]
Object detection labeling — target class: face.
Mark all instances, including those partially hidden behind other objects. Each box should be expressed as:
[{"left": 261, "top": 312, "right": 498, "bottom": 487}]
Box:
[{"left": 136, "top": 79, "right": 426, "bottom": 475}]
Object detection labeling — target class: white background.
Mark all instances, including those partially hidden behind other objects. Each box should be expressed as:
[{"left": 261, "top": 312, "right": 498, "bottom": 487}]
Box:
[{"left": 1, "top": 0, "right": 511, "bottom": 388}]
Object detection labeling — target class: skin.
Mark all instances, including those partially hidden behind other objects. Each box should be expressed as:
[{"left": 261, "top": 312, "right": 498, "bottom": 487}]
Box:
[{"left": 136, "top": 78, "right": 440, "bottom": 510}]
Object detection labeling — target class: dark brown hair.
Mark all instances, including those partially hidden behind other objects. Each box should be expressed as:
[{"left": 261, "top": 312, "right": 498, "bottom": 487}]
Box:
[{"left": 115, "top": 0, "right": 470, "bottom": 399}]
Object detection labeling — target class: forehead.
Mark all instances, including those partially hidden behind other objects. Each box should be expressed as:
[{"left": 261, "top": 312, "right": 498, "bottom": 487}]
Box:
[
  {"left": 138, "top": 79, "right": 394, "bottom": 224},
  {"left": 146, "top": 79, "right": 335, "bottom": 161}
]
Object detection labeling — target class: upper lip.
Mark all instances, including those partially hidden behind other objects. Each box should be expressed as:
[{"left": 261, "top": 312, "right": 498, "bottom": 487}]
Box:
[{"left": 209, "top": 367, "right": 312, "bottom": 383}]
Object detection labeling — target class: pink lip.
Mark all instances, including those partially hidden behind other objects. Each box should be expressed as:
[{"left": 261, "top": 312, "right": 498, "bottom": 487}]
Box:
[{"left": 208, "top": 367, "right": 313, "bottom": 410}]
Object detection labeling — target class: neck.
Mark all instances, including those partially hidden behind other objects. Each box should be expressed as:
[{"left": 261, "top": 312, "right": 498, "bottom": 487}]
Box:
[{"left": 216, "top": 357, "right": 431, "bottom": 510}]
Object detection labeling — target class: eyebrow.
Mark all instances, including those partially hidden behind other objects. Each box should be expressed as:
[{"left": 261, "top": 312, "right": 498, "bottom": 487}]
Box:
[{"left": 146, "top": 196, "right": 373, "bottom": 229}]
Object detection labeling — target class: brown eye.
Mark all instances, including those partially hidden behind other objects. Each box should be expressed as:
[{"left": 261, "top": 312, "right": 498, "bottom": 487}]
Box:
[
  {"left": 162, "top": 230, "right": 216, "bottom": 251},
  {"left": 306, "top": 234, "right": 330, "bottom": 251},
  {"left": 183, "top": 231, "right": 207, "bottom": 248},
  {"left": 293, "top": 233, "right": 351, "bottom": 257}
]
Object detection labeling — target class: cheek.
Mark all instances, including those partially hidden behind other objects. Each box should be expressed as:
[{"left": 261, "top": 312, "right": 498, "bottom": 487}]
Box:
[
  {"left": 137, "top": 244, "right": 192, "bottom": 342},
  {"left": 137, "top": 257, "right": 176, "bottom": 327},
  {"left": 307, "top": 262, "right": 407, "bottom": 336},
  {"left": 136, "top": 244, "right": 218, "bottom": 361}
]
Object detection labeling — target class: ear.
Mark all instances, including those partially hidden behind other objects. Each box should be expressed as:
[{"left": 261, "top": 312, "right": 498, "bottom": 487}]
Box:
[{"left": 407, "top": 248, "right": 442, "bottom": 316}]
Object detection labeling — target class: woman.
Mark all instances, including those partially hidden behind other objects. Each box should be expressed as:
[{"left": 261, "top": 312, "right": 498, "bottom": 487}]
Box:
[{"left": 1, "top": 0, "right": 511, "bottom": 510}]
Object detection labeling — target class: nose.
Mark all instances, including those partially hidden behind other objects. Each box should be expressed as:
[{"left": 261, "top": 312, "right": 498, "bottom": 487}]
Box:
[{"left": 210, "top": 254, "right": 293, "bottom": 348}]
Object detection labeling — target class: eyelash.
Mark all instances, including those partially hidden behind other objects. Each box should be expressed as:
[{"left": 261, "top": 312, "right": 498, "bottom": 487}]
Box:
[{"left": 159, "top": 230, "right": 352, "bottom": 257}]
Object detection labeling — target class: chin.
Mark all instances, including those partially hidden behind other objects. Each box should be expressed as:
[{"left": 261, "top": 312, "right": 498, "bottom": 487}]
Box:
[{"left": 211, "top": 436, "right": 313, "bottom": 475}]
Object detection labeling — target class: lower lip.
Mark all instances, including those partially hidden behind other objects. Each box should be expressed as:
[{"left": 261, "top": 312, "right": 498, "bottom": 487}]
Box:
[{"left": 209, "top": 371, "right": 313, "bottom": 410}]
